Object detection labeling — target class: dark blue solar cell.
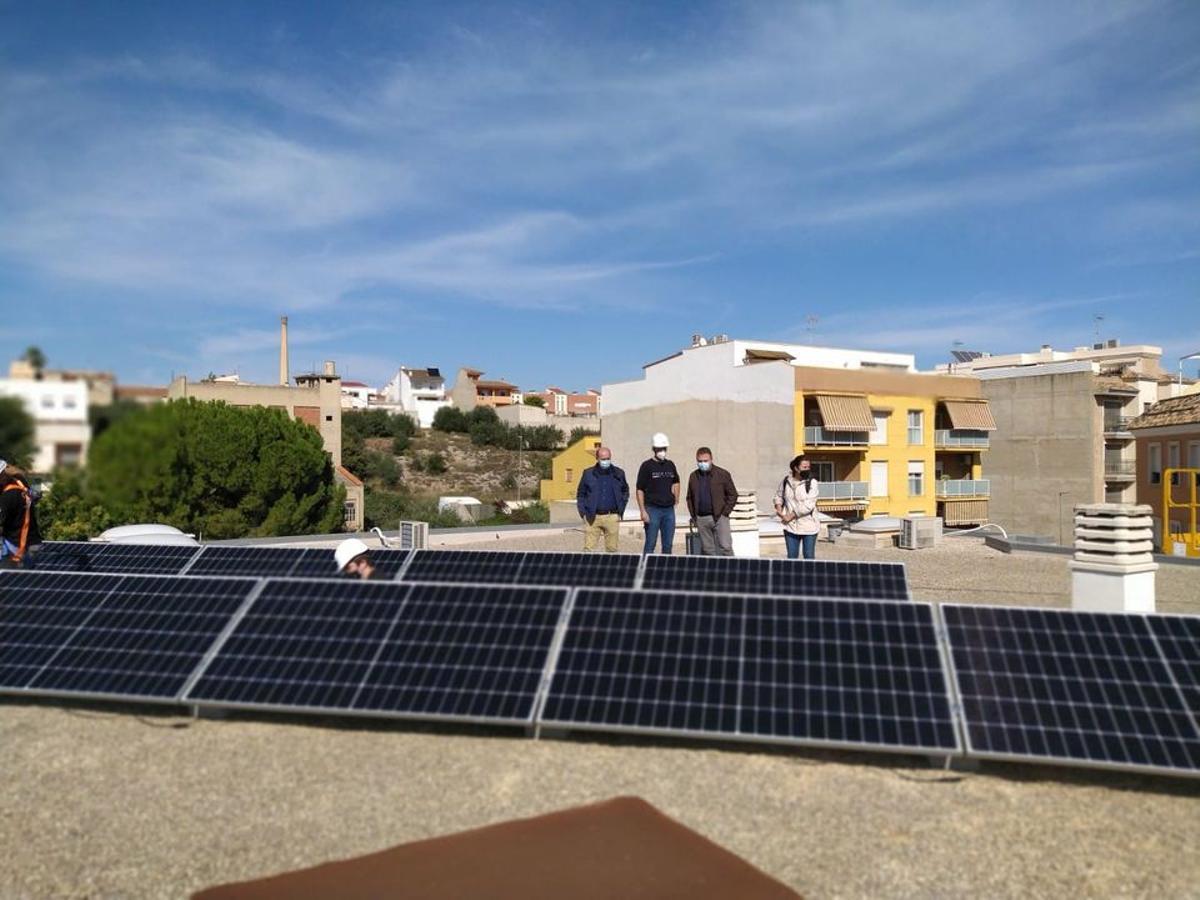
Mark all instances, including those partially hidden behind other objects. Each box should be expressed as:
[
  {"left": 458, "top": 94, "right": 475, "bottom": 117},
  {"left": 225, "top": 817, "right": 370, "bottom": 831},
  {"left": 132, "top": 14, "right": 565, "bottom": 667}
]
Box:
[
  {"left": 1147, "top": 614, "right": 1200, "bottom": 717},
  {"left": 640, "top": 555, "right": 771, "bottom": 595}
]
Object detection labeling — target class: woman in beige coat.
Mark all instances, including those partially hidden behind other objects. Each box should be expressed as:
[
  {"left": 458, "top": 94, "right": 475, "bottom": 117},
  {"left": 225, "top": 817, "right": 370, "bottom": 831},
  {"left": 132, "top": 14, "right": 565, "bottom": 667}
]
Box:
[{"left": 773, "top": 455, "right": 820, "bottom": 559}]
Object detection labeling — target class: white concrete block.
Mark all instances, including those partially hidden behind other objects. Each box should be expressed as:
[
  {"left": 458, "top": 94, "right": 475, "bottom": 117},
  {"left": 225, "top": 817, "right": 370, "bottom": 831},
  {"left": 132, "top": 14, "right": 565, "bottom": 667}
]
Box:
[
  {"left": 1070, "top": 561, "right": 1158, "bottom": 613},
  {"left": 1074, "top": 550, "right": 1155, "bottom": 566},
  {"left": 1075, "top": 526, "right": 1152, "bottom": 541},
  {"left": 1074, "top": 514, "right": 1153, "bottom": 529}
]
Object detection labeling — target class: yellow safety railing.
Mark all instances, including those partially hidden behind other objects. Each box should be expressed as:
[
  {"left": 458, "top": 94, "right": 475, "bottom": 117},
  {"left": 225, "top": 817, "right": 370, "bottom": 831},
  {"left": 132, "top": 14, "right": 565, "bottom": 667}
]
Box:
[{"left": 1163, "top": 467, "right": 1200, "bottom": 558}]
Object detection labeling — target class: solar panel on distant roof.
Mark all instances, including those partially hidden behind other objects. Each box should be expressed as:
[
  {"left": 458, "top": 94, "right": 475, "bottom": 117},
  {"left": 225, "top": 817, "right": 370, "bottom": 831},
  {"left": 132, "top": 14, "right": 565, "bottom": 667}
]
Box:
[
  {"left": 539, "top": 589, "right": 958, "bottom": 754},
  {"left": 640, "top": 555, "right": 772, "bottom": 595},
  {"left": 942, "top": 604, "right": 1200, "bottom": 776},
  {"left": 1146, "top": 614, "right": 1200, "bottom": 718},
  {"left": 400, "top": 550, "right": 527, "bottom": 584},
  {"left": 353, "top": 583, "right": 568, "bottom": 722},
  {"left": 769, "top": 559, "right": 909, "bottom": 601},
  {"left": 0, "top": 571, "right": 256, "bottom": 700},
  {"left": 29, "top": 541, "right": 201, "bottom": 575}
]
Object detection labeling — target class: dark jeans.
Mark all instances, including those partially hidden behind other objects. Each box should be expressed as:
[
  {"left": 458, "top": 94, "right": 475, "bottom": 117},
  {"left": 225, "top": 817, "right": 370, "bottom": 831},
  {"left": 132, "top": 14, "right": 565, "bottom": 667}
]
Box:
[
  {"left": 784, "top": 532, "right": 817, "bottom": 560},
  {"left": 643, "top": 505, "right": 676, "bottom": 554}
]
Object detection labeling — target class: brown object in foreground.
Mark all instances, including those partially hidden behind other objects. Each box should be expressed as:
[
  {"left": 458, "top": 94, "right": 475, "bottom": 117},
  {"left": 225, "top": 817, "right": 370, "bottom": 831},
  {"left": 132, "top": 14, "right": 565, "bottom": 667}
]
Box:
[{"left": 192, "top": 796, "right": 801, "bottom": 900}]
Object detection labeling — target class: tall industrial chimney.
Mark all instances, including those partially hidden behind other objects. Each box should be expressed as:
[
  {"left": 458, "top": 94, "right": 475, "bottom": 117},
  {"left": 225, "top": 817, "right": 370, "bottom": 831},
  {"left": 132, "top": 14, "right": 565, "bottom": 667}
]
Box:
[{"left": 279, "top": 316, "right": 290, "bottom": 385}]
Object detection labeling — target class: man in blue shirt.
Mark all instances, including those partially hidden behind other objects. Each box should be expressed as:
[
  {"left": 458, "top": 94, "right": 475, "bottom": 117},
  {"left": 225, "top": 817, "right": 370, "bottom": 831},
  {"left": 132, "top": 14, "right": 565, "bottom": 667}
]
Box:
[{"left": 576, "top": 446, "right": 629, "bottom": 552}]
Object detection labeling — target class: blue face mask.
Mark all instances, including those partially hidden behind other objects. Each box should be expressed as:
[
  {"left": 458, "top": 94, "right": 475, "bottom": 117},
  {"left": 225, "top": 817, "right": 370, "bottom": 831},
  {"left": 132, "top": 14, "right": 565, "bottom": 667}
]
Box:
[
  {"left": 697, "top": 461, "right": 711, "bottom": 472},
  {"left": 598, "top": 459, "right": 612, "bottom": 469}
]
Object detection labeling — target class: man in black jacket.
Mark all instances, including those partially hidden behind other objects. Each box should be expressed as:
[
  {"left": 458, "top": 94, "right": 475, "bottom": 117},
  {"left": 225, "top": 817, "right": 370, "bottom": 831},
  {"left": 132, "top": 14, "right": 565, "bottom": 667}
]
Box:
[
  {"left": 685, "top": 447, "right": 738, "bottom": 556},
  {"left": 576, "top": 446, "right": 629, "bottom": 552}
]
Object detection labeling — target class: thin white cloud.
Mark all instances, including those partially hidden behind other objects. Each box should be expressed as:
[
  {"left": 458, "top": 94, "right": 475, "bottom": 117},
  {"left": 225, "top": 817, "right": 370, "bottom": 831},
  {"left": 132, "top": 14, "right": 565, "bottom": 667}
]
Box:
[{"left": 0, "top": 0, "right": 1194, "bottom": 319}]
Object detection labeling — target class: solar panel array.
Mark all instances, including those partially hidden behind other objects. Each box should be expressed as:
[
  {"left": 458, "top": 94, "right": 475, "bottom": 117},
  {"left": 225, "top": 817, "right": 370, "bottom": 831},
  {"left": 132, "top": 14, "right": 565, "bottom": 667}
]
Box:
[
  {"left": 4, "top": 547, "right": 1198, "bottom": 780},
  {"left": 641, "top": 555, "right": 910, "bottom": 601}
]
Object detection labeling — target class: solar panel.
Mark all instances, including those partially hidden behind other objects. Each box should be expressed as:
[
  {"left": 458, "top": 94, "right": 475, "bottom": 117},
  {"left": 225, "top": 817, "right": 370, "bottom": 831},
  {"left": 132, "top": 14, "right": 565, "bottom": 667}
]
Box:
[
  {"left": 540, "top": 589, "right": 741, "bottom": 734},
  {"left": 740, "top": 595, "right": 956, "bottom": 750},
  {"left": 770, "top": 559, "right": 909, "bottom": 601},
  {"left": 0, "top": 570, "right": 257, "bottom": 700},
  {"left": 640, "top": 555, "right": 909, "bottom": 601},
  {"left": 400, "top": 550, "right": 528, "bottom": 584},
  {"left": 942, "top": 605, "right": 1200, "bottom": 776},
  {"left": 184, "top": 579, "right": 570, "bottom": 725},
  {"left": 1147, "top": 614, "right": 1200, "bottom": 718},
  {"left": 512, "top": 552, "right": 641, "bottom": 588},
  {"left": 539, "top": 589, "right": 959, "bottom": 754},
  {"left": 640, "top": 555, "right": 772, "bottom": 595},
  {"left": 29, "top": 541, "right": 201, "bottom": 574},
  {"left": 185, "top": 545, "right": 308, "bottom": 577},
  {"left": 354, "top": 583, "right": 568, "bottom": 722},
  {"left": 184, "top": 579, "right": 412, "bottom": 709}
]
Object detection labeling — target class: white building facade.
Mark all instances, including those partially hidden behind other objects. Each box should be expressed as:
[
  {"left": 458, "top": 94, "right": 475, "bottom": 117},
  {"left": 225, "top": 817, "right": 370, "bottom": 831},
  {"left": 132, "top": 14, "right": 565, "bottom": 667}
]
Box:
[
  {"left": 0, "top": 378, "right": 91, "bottom": 472},
  {"left": 383, "top": 366, "right": 451, "bottom": 428}
]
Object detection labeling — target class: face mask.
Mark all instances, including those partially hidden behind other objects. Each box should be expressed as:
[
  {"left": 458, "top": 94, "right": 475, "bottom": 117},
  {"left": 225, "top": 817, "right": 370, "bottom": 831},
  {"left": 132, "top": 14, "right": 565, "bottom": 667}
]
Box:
[
  {"left": 800, "top": 469, "right": 812, "bottom": 480},
  {"left": 654, "top": 450, "right": 667, "bottom": 461},
  {"left": 697, "top": 461, "right": 711, "bottom": 472},
  {"left": 598, "top": 459, "right": 612, "bottom": 469}
]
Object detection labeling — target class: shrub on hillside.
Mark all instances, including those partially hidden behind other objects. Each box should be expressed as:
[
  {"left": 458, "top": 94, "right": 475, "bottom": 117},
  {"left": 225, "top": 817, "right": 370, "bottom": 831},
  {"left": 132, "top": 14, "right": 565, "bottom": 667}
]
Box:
[{"left": 432, "top": 406, "right": 470, "bottom": 432}]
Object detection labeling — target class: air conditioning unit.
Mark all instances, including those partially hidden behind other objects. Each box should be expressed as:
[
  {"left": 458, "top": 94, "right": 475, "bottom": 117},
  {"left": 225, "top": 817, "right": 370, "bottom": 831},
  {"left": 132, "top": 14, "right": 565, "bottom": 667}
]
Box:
[
  {"left": 899, "top": 516, "right": 943, "bottom": 550},
  {"left": 397, "top": 520, "right": 429, "bottom": 550}
]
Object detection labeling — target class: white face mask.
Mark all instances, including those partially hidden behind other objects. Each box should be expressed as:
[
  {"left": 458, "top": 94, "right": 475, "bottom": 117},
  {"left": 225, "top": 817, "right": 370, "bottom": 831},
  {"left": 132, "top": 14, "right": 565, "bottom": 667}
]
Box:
[{"left": 654, "top": 450, "right": 667, "bottom": 461}]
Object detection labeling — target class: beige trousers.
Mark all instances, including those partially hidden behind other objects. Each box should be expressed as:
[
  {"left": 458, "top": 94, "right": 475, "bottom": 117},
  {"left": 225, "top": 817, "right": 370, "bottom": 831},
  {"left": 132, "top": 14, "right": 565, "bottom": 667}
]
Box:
[{"left": 583, "top": 513, "right": 621, "bottom": 552}]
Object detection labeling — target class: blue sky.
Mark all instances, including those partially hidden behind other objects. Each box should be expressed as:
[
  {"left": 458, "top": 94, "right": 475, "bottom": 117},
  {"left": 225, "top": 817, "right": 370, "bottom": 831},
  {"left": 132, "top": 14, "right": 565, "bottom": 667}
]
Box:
[{"left": 1, "top": 0, "right": 1197, "bottom": 390}]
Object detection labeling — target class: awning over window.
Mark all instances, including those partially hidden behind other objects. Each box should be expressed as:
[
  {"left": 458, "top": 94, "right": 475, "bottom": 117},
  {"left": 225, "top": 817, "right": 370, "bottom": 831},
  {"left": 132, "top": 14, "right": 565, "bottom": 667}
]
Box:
[
  {"left": 942, "top": 400, "right": 997, "bottom": 431},
  {"left": 814, "top": 393, "right": 875, "bottom": 431},
  {"left": 744, "top": 348, "right": 795, "bottom": 363}
]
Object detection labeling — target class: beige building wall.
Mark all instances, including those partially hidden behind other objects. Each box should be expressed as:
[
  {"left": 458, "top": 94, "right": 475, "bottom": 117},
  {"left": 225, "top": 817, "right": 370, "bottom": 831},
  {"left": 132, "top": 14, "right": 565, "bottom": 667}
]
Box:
[
  {"left": 980, "top": 370, "right": 1102, "bottom": 541},
  {"left": 603, "top": 398, "right": 795, "bottom": 516}
]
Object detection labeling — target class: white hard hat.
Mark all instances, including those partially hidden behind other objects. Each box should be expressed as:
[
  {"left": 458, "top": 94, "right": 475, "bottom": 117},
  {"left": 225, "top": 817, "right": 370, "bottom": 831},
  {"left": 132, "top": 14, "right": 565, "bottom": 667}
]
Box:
[
  {"left": 651, "top": 432, "right": 670, "bottom": 448},
  {"left": 335, "top": 538, "right": 371, "bottom": 571}
]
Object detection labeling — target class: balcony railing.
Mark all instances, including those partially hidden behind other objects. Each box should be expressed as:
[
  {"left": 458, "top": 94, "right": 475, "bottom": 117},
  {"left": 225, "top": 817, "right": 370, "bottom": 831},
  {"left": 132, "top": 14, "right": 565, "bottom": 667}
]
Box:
[
  {"left": 1103, "top": 416, "right": 1134, "bottom": 435},
  {"left": 1104, "top": 459, "right": 1136, "bottom": 478},
  {"left": 817, "top": 481, "right": 869, "bottom": 501},
  {"left": 934, "top": 429, "right": 990, "bottom": 449},
  {"left": 936, "top": 478, "right": 991, "bottom": 498},
  {"left": 804, "top": 426, "right": 868, "bottom": 447}
]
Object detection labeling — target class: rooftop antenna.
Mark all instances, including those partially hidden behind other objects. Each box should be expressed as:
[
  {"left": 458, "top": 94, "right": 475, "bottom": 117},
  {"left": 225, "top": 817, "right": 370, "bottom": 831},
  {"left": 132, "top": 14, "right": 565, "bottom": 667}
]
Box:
[
  {"left": 1093, "top": 313, "right": 1105, "bottom": 343},
  {"left": 805, "top": 315, "right": 820, "bottom": 335}
]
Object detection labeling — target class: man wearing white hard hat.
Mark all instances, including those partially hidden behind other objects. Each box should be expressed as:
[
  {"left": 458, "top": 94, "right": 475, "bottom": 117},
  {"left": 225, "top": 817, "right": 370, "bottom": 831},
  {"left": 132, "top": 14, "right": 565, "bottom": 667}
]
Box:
[
  {"left": 335, "top": 538, "right": 377, "bottom": 580},
  {"left": 635, "top": 432, "right": 680, "bottom": 554}
]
